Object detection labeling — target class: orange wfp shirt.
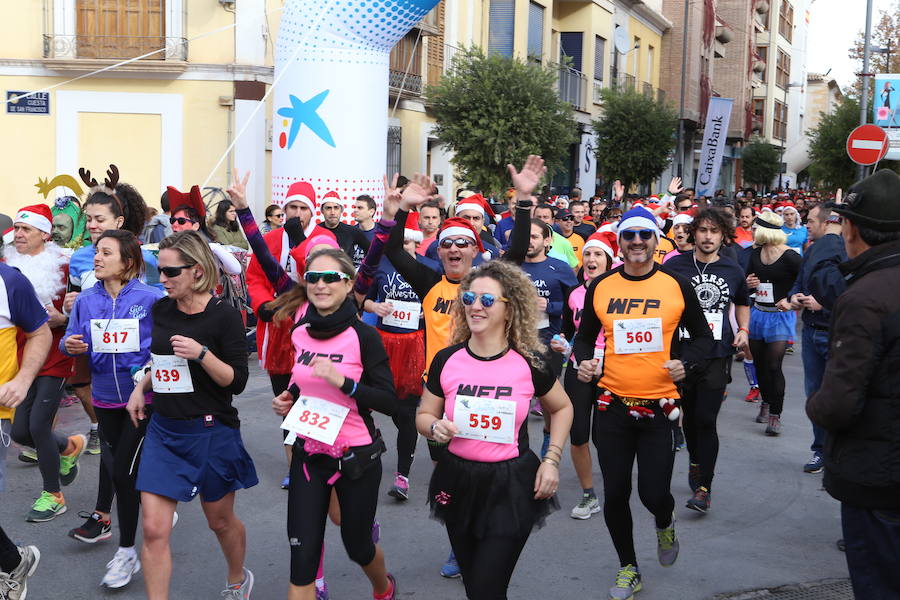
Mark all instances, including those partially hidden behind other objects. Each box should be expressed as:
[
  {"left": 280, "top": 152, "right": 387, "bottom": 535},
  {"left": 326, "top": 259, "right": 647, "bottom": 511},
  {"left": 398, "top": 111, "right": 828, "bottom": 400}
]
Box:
[
  {"left": 563, "top": 232, "right": 586, "bottom": 268},
  {"left": 573, "top": 263, "right": 713, "bottom": 399}
]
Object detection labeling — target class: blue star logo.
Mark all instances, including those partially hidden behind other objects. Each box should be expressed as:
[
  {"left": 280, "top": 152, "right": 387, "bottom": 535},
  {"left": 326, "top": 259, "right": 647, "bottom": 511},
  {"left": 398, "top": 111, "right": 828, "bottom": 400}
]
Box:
[{"left": 277, "top": 90, "right": 336, "bottom": 149}]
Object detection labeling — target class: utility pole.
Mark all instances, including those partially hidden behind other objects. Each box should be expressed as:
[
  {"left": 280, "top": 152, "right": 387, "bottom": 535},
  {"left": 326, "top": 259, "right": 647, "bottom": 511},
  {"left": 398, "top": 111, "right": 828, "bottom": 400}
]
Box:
[
  {"left": 858, "top": 0, "right": 874, "bottom": 181},
  {"left": 675, "top": 0, "right": 690, "bottom": 179}
]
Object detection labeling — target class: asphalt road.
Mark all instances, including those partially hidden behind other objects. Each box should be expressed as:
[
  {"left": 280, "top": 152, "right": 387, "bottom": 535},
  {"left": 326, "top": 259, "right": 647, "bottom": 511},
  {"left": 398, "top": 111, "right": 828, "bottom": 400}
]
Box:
[{"left": 2, "top": 344, "right": 850, "bottom": 599}]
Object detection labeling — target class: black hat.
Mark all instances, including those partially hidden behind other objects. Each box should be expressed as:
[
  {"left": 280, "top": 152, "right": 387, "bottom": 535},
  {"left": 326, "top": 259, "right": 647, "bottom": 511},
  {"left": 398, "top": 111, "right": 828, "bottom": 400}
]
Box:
[{"left": 829, "top": 169, "right": 900, "bottom": 232}]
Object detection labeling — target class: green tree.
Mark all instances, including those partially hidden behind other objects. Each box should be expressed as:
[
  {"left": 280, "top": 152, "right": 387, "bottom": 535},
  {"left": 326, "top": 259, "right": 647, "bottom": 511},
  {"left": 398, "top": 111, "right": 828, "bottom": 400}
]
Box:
[
  {"left": 807, "top": 97, "right": 862, "bottom": 191},
  {"left": 426, "top": 47, "right": 576, "bottom": 195},
  {"left": 741, "top": 138, "right": 781, "bottom": 189},
  {"left": 592, "top": 87, "right": 677, "bottom": 189},
  {"left": 849, "top": 2, "right": 899, "bottom": 98}
]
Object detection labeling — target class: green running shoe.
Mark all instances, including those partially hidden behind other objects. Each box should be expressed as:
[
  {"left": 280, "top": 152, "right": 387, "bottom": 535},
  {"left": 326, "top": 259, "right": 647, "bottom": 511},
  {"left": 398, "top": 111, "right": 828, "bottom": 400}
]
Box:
[
  {"left": 656, "top": 517, "right": 679, "bottom": 567},
  {"left": 26, "top": 491, "right": 67, "bottom": 522},
  {"left": 59, "top": 434, "right": 86, "bottom": 486},
  {"left": 608, "top": 564, "right": 641, "bottom": 600}
]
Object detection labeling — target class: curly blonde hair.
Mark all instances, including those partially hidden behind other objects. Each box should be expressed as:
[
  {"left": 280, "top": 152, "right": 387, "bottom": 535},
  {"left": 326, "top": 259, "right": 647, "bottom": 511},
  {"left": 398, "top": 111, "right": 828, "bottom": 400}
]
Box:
[
  {"left": 753, "top": 211, "right": 787, "bottom": 246},
  {"left": 449, "top": 260, "right": 547, "bottom": 369}
]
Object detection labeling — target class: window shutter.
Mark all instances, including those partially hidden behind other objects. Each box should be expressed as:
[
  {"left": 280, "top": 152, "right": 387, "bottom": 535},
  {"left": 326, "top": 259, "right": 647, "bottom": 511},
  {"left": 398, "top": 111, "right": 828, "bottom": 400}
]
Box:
[
  {"left": 488, "top": 0, "right": 515, "bottom": 58},
  {"left": 594, "top": 35, "right": 605, "bottom": 80},
  {"left": 560, "top": 32, "right": 583, "bottom": 73},
  {"left": 527, "top": 2, "right": 544, "bottom": 59}
]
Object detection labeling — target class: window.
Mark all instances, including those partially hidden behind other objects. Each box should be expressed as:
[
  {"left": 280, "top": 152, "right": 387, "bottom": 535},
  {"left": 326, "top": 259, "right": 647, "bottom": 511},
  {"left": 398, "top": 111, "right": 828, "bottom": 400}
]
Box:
[
  {"left": 594, "top": 36, "right": 606, "bottom": 82},
  {"left": 773, "top": 100, "right": 787, "bottom": 140},
  {"left": 775, "top": 48, "right": 790, "bottom": 89},
  {"left": 753, "top": 99, "right": 766, "bottom": 121},
  {"left": 387, "top": 127, "right": 402, "bottom": 179},
  {"left": 488, "top": 0, "right": 515, "bottom": 58},
  {"left": 647, "top": 45, "right": 654, "bottom": 83},
  {"left": 527, "top": 2, "right": 544, "bottom": 62},
  {"left": 76, "top": 0, "right": 165, "bottom": 60},
  {"left": 755, "top": 46, "right": 768, "bottom": 82},
  {"left": 778, "top": 1, "right": 794, "bottom": 43},
  {"left": 560, "top": 32, "right": 583, "bottom": 72},
  {"left": 632, "top": 36, "right": 641, "bottom": 78}
]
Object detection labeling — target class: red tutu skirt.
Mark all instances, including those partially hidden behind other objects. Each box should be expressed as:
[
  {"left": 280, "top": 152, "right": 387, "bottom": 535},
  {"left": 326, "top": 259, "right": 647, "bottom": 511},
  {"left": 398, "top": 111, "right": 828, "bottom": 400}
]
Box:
[{"left": 378, "top": 329, "right": 425, "bottom": 399}]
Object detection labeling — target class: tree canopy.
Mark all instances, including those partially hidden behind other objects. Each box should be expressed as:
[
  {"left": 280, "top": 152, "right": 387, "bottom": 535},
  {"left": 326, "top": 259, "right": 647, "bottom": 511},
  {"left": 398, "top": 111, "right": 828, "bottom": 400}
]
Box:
[
  {"left": 742, "top": 138, "right": 781, "bottom": 188},
  {"left": 592, "top": 87, "right": 677, "bottom": 189},
  {"left": 426, "top": 47, "right": 576, "bottom": 195}
]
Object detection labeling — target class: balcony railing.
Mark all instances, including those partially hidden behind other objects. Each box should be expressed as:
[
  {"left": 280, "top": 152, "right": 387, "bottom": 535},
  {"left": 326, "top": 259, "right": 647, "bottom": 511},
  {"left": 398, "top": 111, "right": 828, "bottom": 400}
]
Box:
[
  {"left": 613, "top": 73, "right": 636, "bottom": 91},
  {"left": 43, "top": 34, "right": 187, "bottom": 61},
  {"left": 389, "top": 68, "right": 423, "bottom": 98},
  {"left": 443, "top": 43, "right": 461, "bottom": 74},
  {"left": 642, "top": 81, "right": 653, "bottom": 98},
  {"left": 657, "top": 88, "right": 666, "bottom": 104},
  {"left": 557, "top": 65, "right": 587, "bottom": 112}
]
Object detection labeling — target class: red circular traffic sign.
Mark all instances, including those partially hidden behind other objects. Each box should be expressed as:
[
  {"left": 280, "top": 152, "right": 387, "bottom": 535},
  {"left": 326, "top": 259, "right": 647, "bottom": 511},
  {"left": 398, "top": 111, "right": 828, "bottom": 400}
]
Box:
[{"left": 846, "top": 124, "right": 889, "bottom": 165}]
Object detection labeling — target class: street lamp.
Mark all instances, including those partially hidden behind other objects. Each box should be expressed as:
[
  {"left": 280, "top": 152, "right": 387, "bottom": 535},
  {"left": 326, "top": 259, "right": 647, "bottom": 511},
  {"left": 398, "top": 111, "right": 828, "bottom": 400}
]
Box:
[{"left": 778, "top": 81, "right": 803, "bottom": 189}]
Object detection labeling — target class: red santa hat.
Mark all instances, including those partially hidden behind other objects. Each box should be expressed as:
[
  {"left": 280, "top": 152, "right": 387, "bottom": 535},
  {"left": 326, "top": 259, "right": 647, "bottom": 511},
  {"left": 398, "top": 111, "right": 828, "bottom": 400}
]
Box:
[
  {"left": 167, "top": 185, "right": 205, "bottom": 218},
  {"left": 583, "top": 230, "right": 617, "bottom": 260},
  {"left": 284, "top": 181, "right": 317, "bottom": 214},
  {"left": 404, "top": 217, "right": 423, "bottom": 243},
  {"left": 2, "top": 228, "right": 13, "bottom": 246},
  {"left": 438, "top": 217, "right": 488, "bottom": 258},
  {"left": 455, "top": 194, "right": 496, "bottom": 221},
  {"left": 14, "top": 204, "right": 53, "bottom": 235},
  {"left": 671, "top": 212, "right": 694, "bottom": 228},
  {"left": 321, "top": 190, "right": 342, "bottom": 208}
]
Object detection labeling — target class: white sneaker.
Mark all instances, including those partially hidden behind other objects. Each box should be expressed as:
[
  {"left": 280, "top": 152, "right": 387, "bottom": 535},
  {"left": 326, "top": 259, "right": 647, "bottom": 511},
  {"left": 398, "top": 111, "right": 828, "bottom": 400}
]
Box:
[
  {"left": 221, "top": 567, "right": 254, "bottom": 599},
  {"left": 101, "top": 548, "right": 141, "bottom": 589},
  {"left": 570, "top": 494, "right": 601, "bottom": 520},
  {"left": 172, "top": 511, "right": 179, "bottom": 528}
]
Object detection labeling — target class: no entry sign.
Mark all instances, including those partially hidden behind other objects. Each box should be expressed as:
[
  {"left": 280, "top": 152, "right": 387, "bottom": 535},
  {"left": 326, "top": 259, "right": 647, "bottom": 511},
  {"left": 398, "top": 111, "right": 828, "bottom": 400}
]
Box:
[{"left": 846, "top": 124, "right": 889, "bottom": 165}]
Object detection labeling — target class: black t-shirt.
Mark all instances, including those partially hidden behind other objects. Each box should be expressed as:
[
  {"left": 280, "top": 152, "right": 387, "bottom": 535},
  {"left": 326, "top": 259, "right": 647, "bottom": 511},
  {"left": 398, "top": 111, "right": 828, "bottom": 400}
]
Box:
[
  {"left": 326, "top": 222, "right": 371, "bottom": 268},
  {"left": 573, "top": 222, "right": 596, "bottom": 241},
  {"left": 747, "top": 247, "right": 802, "bottom": 307},
  {"left": 667, "top": 252, "right": 751, "bottom": 358},
  {"left": 150, "top": 297, "right": 249, "bottom": 428}
]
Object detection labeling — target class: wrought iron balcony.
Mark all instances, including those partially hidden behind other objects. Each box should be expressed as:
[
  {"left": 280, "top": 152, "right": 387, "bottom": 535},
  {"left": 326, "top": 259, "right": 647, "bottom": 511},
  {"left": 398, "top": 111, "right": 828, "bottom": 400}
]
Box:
[
  {"left": 557, "top": 64, "right": 587, "bottom": 112},
  {"left": 389, "top": 68, "right": 423, "bottom": 99}
]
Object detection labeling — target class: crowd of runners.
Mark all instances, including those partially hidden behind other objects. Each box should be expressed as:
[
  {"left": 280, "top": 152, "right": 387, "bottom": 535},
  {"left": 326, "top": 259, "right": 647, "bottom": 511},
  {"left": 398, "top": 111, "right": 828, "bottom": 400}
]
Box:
[{"left": 0, "top": 159, "right": 898, "bottom": 600}]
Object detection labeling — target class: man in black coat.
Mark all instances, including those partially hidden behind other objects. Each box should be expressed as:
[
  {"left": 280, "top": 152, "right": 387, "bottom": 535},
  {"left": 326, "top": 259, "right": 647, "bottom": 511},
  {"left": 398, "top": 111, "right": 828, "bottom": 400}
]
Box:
[{"left": 807, "top": 169, "right": 900, "bottom": 599}]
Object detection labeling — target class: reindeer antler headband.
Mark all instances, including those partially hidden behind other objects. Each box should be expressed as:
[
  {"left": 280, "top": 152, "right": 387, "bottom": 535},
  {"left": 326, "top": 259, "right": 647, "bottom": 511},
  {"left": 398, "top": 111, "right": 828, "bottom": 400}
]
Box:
[{"left": 79, "top": 164, "right": 124, "bottom": 213}]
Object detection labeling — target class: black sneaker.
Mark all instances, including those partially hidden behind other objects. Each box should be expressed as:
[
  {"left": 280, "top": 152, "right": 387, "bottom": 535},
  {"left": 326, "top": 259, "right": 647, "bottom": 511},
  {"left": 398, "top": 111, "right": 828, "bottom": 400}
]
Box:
[
  {"left": 688, "top": 463, "right": 701, "bottom": 492},
  {"left": 686, "top": 487, "right": 711, "bottom": 514},
  {"left": 673, "top": 427, "right": 685, "bottom": 451},
  {"left": 68, "top": 511, "right": 112, "bottom": 544}
]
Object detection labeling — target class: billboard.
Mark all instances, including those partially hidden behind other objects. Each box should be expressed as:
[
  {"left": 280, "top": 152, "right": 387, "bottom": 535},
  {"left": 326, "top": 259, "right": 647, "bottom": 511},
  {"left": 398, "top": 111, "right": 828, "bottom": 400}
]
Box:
[{"left": 874, "top": 74, "right": 900, "bottom": 160}]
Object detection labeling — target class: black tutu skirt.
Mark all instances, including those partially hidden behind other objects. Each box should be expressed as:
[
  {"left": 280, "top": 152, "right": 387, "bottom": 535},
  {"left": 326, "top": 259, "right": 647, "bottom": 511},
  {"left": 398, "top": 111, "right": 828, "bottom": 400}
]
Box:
[{"left": 428, "top": 450, "right": 559, "bottom": 539}]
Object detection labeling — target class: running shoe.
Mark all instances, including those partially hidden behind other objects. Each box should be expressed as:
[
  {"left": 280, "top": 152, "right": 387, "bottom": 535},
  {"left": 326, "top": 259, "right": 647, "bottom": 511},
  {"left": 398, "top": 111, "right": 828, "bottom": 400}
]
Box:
[
  {"left": 315, "top": 578, "right": 329, "bottom": 600},
  {"left": 540, "top": 430, "right": 550, "bottom": 458},
  {"left": 673, "top": 427, "right": 686, "bottom": 451},
  {"left": 101, "top": 548, "right": 141, "bottom": 589},
  {"left": 281, "top": 475, "right": 290, "bottom": 490},
  {"left": 440, "top": 551, "right": 460, "bottom": 578},
  {"left": 0, "top": 545, "right": 40, "bottom": 600},
  {"left": 688, "top": 463, "right": 701, "bottom": 493},
  {"left": 86, "top": 428, "right": 101, "bottom": 455},
  {"left": 59, "top": 434, "right": 87, "bottom": 486},
  {"left": 836, "top": 538, "right": 845, "bottom": 552},
  {"left": 26, "top": 491, "right": 67, "bottom": 522},
  {"left": 388, "top": 473, "right": 409, "bottom": 501},
  {"left": 375, "top": 573, "right": 397, "bottom": 600},
  {"left": 59, "top": 394, "right": 79, "bottom": 408},
  {"left": 803, "top": 453, "right": 824, "bottom": 474},
  {"left": 765, "top": 414, "right": 782, "bottom": 436},
  {"left": 68, "top": 511, "right": 112, "bottom": 543},
  {"left": 755, "top": 402, "right": 769, "bottom": 423},
  {"left": 608, "top": 564, "right": 641, "bottom": 600},
  {"left": 785, "top": 343, "right": 794, "bottom": 355},
  {"left": 529, "top": 397, "right": 543, "bottom": 417},
  {"left": 656, "top": 517, "right": 679, "bottom": 567},
  {"left": 686, "top": 487, "right": 711, "bottom": 514},
  {"left": 744, "top": 387, "right": 760, "bottom": 403},
  {"left": 16, "top": 449, "right": 37, "bottom": 464},
  {"left": 221, "top": 567, "right": 254, "bottom": 599},
  {"left": 570, "top": 493, "right": 601, "bottom": 520}
]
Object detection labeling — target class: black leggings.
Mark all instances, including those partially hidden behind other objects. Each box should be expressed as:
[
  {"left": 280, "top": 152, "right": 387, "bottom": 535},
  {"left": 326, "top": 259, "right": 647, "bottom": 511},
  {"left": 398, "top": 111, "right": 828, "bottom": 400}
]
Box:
[
  {"left": 564, "top": 366, "right": 596, "bottom": 447},
  {"left": 593, "top": 400, "right": 675, "bottom": 567},
  {"left": 446, "top": 522, "right": 530, "bottom": 600},
  {"left": 270, "top": 373, "right": 292, "bottom": 442},
  {"left": 749, "top": 339, "right": 788, "bottom": 414},
  {"left": 10, "top": 376, "right": 68, "bottom": 493},
  {"left": 681, "top": 357, "right": 729, "bottom": 490},
  {"left": 287, "top": 449, "right": 381, "bottom": 585},
  {"left": 391, "top": 398, "right": 419, "bottom": 476},
  {"left": 0, "top": 524, "right": 19, "bottom": 573},
  {"left": 94, "top": 406, "right": 148, "bottom": 548}
]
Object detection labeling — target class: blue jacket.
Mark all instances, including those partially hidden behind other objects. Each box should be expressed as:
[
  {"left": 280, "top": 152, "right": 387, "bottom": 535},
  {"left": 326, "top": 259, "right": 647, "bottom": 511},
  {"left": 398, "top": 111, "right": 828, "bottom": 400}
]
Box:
[
  {"left": 60, "top": 279, "right": 164, "bottom": 408},
  {"left": 801, "top": 233, "right": 849, "bottom": 318},
  {"left": 70, "top": 244, "right": 162, "bottom": 290}
]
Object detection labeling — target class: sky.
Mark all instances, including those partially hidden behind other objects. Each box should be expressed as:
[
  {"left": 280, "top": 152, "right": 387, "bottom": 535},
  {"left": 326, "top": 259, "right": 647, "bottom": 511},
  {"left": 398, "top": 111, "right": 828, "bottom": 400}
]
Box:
[{"left": 806, "top": 0, "right": 896, "bottom": 90}]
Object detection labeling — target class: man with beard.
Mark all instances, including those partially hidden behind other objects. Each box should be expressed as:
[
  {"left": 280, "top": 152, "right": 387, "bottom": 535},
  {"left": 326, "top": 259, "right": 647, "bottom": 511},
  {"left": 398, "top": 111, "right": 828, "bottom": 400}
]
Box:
[
  {"left": 574, "top": 205, "right": 713, "bottom": 600},
  {"left": 5, "top": 204, "right": 84, "bottom": 522},
  {"left": 666, "top": 209, "right": 750, "bottom": 513},
  {"left": 320, "top": 191, "right": 370, "bottom": 267}
]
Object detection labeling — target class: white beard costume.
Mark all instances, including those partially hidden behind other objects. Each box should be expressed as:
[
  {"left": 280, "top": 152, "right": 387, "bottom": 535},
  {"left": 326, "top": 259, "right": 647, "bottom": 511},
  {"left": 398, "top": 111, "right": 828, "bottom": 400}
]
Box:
[{"left": 3, "top": 242, "right": 69, "bottom": 306}]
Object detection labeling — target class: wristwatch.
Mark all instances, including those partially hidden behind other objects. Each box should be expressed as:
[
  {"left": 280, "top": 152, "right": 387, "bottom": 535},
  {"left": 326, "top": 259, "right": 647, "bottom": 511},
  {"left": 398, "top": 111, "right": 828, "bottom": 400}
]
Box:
[{"left": 194, "top": 345, "right": 209, "bottom": 363}]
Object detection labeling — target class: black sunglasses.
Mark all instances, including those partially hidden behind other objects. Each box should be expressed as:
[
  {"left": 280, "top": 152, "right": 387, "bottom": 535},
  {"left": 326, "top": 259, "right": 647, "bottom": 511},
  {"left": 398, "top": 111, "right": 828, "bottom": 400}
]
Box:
[
  {"left": 461, "top": 291, "right": 508, "bottom": 308},
  {"left": 439, "top": 238, "right": 475, "bottom": 249},
  {"left": 559, "top": 215, "right": 575, "bottom": 221},
  {"left": 272, "top": 213, "right": 285, "bottom": 219},
  {"left": 304, "top": 270, "right": 350, "bottom": 284},
  {"left": 170, "top": 217, "right": 197, "bottom": 225},
  {"left": 620, "top": 229, "right": 655, "bottom": 241},
  {"left": 160, "top": 264, "right": 194, "bottom": 278}
]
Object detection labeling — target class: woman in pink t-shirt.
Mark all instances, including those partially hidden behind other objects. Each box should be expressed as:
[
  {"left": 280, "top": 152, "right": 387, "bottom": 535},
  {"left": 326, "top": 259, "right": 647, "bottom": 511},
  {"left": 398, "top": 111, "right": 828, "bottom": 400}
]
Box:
[{"left": 416, "top": 260, "right": 573, "bottom": 599}]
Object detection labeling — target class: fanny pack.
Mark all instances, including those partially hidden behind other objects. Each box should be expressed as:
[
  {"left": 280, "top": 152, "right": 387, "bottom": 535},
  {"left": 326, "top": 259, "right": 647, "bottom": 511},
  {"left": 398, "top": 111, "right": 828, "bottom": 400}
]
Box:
[{"left": 300, "top": 430, "right": 386, "bottom": 481}]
